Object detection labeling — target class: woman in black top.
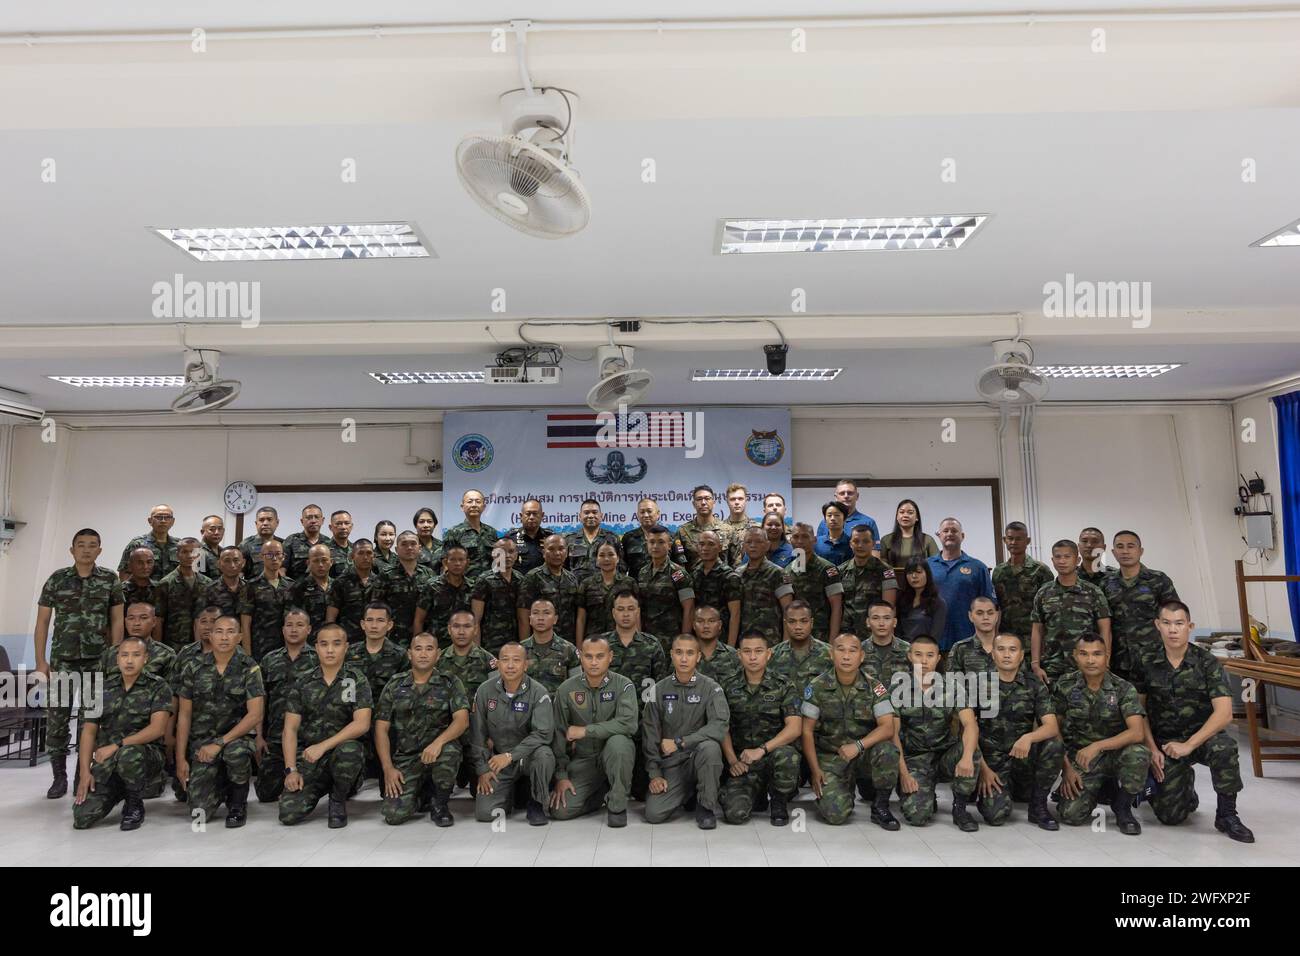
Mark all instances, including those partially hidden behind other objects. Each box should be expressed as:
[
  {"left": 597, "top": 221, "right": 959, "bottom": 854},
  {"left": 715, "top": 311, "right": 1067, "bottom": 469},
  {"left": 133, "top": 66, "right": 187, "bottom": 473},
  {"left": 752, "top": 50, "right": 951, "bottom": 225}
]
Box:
[
  {"left": 896, "top": 556, "right": 947, "bottom": 643},
  {"left": 879, "top": 498, "right": 940, "bottom": 571}
]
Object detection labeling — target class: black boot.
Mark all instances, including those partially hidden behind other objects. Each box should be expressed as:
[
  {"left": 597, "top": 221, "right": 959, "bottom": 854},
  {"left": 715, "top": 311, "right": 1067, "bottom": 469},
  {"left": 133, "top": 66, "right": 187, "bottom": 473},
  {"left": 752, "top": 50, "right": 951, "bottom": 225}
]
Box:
[
  {"left": 952, "top": 792, "right": 980, "bottom": 832},
  {"left": 526, "top": 799, "right": 549, "bottom": 826},
  {"left": 430, "top": 786, "right": 454, "bottom": 827},
  {"left": 1028, "top": 785, "right": 1060, "bottom": 831},
  {"left": 1214, "top": 793, "right": 1255, "bottom": 843},
  {"left": 769, "top": 793, "right": 789, "bottom": 827},
  {"left": 46, "top": 757, "right": 68, "bottom": 799},
  {"left": 1112, "top": 791, "right": 1142, "bottom": 836},
  {"left": 606, "top": 808, "right": 627, "bottom": 828},
  {"left": 870, "top": 791, "right": 900, "bottom": 831},
  {"left": 225, "top": 780, "right": 249, "bottom": 828},
  {"left": 120, "top": 790, "right": 145, "bottom": 831},
  {"left": 328, "top": 783, "right": 349, "bottom": 828},
  {"left": 695, "top": 803, "right": 717, "bottom": 830}
]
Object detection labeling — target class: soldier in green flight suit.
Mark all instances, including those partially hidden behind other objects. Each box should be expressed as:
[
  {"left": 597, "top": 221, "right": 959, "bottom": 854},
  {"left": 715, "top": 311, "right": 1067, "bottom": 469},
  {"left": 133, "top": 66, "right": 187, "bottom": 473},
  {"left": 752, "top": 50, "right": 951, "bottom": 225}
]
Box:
[
  {"left": 254, "top": 608, "right": 316, "bottom": 802},
  {"left": 521, "top": 598, "right": 581, "bottom": 694},
  {"left": 1102, "top": 530, "right": 1180, "bottom": 683},
  {"left": 345, "top": 602, "right": 409, "bottom": 778},
  {"left": 1031, "top": 540, "right": 1112, "bottom": 685},
  {"left": 155, "top": 538, "right": 211, "bottom": 651},
  {"left": 837, "top": 525, "right": 897, "bottom": 640},
  {"left": 442, "top": 489, "right": 500, "bottom": 581},
  {"left": 636, "top": 525, "right": 696, "bottom": 654},
  {"left": 689, "top": 530, "right": 741, "bottom": 646},
  {"left": 472, "top": 537, "right": 522, "bottom": 656},
  {"left": 598, "top": 587, "right": 669, "bottom": 799},
  {"left": 991, "top": 521, "right": 1054, "bottom": 644},
  {"left": 549, "top": 634, "right": 639, "bottom": 827},
  {"left": 326, "top": 537, "right": 381, "bottom": 642},
  {"left": 721, "top": 632, "right": 802, "bottom": 826},
  {"left": 377, "top": 531, "right": 436, "bottom": 646},
  {"left": 239, "top": 538, "right": 294, "bottom": 661},
  {"left": 36, "top": 528, "right": 125, "bottom": 799},
  {"left": 72, "top": 636, "right": 172, "bottom": 830},
  {"left": 694, "top": 604, "right": 741, "bottom": 685},
  {"left": 117, "top": 504, "right": 180, "bottom": 581},
  {"left": 787, "top": 523, "right": 844, "bottom": 642},
  {"left": 416, "top": 543, "right": 473, "bottom": 647}
]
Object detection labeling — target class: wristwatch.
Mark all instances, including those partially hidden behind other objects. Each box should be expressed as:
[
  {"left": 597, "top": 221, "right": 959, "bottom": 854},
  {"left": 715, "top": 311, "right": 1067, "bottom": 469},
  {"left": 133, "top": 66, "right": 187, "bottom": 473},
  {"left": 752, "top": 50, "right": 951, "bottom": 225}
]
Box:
[
  {"left": 674, "top": 736, "right": 684, "bottom": 750},
  {"left": 284, "top": 766, "right": 297, "bottom": 776}
]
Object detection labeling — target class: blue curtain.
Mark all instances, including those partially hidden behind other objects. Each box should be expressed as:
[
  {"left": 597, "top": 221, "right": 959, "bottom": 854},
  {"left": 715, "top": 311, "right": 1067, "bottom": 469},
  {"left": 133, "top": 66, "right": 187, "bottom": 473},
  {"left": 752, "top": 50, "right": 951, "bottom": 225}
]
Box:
[{"left": 1270, "top": 391, "right": 1300, "bottom": 637}]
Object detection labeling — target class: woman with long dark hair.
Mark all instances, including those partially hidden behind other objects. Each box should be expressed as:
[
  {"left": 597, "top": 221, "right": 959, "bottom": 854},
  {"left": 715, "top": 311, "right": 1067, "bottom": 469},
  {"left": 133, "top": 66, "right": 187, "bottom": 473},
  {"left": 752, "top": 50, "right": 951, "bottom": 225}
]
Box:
[
  {"left": 896, "top": 556, "right": 947, "bottom": 642},
  {"left": 373, "top": 520, "right": 398, "bottom": 572},
  {"left": 880, "top": 499, "right": 939, "bottom": 571}
]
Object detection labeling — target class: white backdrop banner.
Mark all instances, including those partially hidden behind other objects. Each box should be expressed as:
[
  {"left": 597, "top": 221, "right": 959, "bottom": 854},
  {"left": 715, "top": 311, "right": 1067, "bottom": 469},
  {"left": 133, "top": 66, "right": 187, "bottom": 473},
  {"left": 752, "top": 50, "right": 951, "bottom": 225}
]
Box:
[{"left": 443, "top": 408, "right": 792, "bottom": 534}]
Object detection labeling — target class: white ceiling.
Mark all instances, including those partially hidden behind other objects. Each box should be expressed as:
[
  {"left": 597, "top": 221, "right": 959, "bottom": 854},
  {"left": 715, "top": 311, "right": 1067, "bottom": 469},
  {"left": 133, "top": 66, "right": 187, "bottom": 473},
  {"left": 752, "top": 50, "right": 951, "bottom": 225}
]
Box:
[{"left": 1, "top": 2, "right": 1298, "bottom": 412}]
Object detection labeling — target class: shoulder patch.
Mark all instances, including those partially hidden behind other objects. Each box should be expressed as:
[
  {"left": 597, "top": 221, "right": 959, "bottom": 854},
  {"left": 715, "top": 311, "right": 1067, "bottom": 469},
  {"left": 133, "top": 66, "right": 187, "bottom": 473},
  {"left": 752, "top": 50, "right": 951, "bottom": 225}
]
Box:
[
  {"left": 670, "top": 569, "right": 685, "bottom": 583},
  {"left": 883, "top": 568, "right": 895, "bottom": 579},
  {"left": 803, "top": 684, "right": 814, "bottom": 700},
  {"left": 825, "top": 565, "right": 838, "bottom": 578}
]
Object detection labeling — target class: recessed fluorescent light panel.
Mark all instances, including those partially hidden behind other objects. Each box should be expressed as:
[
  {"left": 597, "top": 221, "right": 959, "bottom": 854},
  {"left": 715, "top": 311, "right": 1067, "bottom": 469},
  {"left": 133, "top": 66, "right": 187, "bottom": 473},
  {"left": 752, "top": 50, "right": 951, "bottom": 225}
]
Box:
[
  {"left": 691, "top": 369, "right": 842, "bottom": 382},
  {"left": 1034, "top": 364, "right": 1183, "bottom": 379},
  {"left": 1251, "top": 217, "right": 1300, "bottom": 247},
  {"left": 718, "top": 216, "right": 988, "bottom": 254},
  {"left": 48, "top": 375, "right": 187, "bottom": 388},
  {"left": 369, "top": 371, "right": 485, "bottom": 385},
  {"left": 154, "top": 223, "right": 432, "bottom": 261}
]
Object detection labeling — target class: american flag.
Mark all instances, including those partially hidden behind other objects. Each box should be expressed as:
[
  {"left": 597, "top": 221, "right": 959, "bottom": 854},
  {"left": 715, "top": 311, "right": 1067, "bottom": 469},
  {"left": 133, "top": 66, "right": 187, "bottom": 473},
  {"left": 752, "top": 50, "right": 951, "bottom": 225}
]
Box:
[{"left": 545, "top": 411, "right": 687, "bottom": 449}]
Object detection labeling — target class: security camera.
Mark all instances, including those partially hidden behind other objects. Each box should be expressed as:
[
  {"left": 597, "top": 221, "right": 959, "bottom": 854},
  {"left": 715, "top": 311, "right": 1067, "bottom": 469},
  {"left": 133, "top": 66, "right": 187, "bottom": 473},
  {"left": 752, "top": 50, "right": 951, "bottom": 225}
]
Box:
[{"left": 764, "top": 344, "right": 788, "bottom": 376}]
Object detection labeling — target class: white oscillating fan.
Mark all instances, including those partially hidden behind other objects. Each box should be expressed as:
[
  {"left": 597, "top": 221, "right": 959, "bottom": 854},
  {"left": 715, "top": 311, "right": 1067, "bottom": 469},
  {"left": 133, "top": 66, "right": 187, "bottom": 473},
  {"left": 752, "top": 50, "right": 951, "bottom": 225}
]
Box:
[
  {"left": 976, "top": 339, "right": 1047, "bottom": 406},
  {"left": 171, "top": 349, "right": 241, "bottom": 414},
  {"left": 586, "top": 345, "right": 653, "bottom": 413}
]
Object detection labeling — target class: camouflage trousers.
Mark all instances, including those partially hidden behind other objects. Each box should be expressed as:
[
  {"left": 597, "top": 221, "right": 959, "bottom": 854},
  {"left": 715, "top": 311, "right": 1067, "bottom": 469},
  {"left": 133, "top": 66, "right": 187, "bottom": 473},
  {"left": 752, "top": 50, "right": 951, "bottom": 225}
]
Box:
[
  {"left": 1060, "top": 743, "right": 1150, "bottom": 826},
  {"left": 900, "top": 744, "right": 981, "bottom": 825},
  {"left": 72, "top": 744, "right": 164, "bottom": 829},
  {"left": 977, "top": 739, "right": 1064, "bottom": 825},
  {"left": 814, "top": 741, "right": 901, "bottom": 826},
  {"left": 187, "top": 738, "right": 255, "bottom": 820},
  {"left": 279, "top": 740, "right": 366, "bottom": 825},
  {"left": 474, "top": 748, "right": 556, "bottom": 822},
  {"left": 255, "top": 741, "right": 288, "bottom": 802},
  {"left": 46, "top": 656, "right": 99, "bottom": 758},
  {"left": 551, "top": 735, "right": 635, "bottom": 820},
  {"left": 645, "top": 741, "right": 724, "bottom": 823},
  {"left": 721, "top": 745, "right": 799, "bottom": 824},
  {"left": 382, "top": 743, "right": 463, "bottom": 825},
  {"left": 1150, "top": 732, "right": 1242, "bottom": 826}
]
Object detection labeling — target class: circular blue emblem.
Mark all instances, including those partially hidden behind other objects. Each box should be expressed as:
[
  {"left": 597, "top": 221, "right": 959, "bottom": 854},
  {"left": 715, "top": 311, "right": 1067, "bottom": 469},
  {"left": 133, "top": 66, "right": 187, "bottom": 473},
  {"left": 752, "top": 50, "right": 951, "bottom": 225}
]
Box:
[
  {"left": 453, "top": 433, "right": 494, "bottom": 473},
  {"left": 745, "top": 429, "right": 785, "bottom": 467}
]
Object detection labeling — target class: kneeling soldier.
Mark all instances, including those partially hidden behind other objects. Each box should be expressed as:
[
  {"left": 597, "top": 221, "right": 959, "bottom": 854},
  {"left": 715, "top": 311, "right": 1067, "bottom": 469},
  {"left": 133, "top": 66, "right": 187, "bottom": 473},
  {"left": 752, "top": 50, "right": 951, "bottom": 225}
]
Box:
[
  {"left": 643, "top": 633, "right": 731, "bottom": 829},
  {"left": 470, "top": 642, "right": 556, "bottom": 826},
  {"left": 176, "top": 614, "right": 265, "bottom": 828},
  {"left": 1050, "top": 633, "right": 1149, "bottom": 835},
  {"left": 73, "top": 636, "right": 172, "bottom": 830},
  {"left": 721, "top": 632, "right": 802, "bottom": 826},
  {"left": 549, "top": 635, "right": 638, "bottom": 827},
  {"left": 375, "top": 632, "right": 470, "bottom": 827},
  {"left": 279, "top": 624, "right": 373, "bottom": 828},
  {"left": 974, "top": 632, "right": 1062, "bottom": 830}
]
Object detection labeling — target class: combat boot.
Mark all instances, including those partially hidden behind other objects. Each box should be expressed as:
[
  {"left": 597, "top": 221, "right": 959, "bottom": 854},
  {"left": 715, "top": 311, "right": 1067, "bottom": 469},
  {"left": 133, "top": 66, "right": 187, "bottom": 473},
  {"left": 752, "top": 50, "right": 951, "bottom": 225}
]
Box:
[
  {"left": 526, "top": 799, "right": 549, "bottom": 826},
  {"left": 769, "top": 792, "right": 789, "bottom": 827},
  {"left": 606, "top": 808, "right": 627, "bottom": 828},
  {"left": 1111, "top": 791, "right": 1142, "bottom": 836},
  {"left": 429, "top": 786, "right": 454, "bottom": 827},
  {"left": 120, "top": 790, "right": 146, "bottom": 831},
  {"left": 46, "top": 757, "right": 68, "bottom": 799},
  {"left": 870, "top": 791, "right": 900, "bottom": 831},
  {"left": 1214, "top": 793, "right": 1255, "bottom": 843},
  {"left": 328, "top": 778, "right": 349, "bottom": 828},
  {"left": 951, "top": 792, "right": 980, "bottom": 832},
  {"left": 225, "top": 780, "right": 249, "bottom": 828},
  {"left": 695, "top": 804, "right": 717, "bottom": 830},
  {"left": 1028, "top": 785, "right": 1060, "bottom": 831}
]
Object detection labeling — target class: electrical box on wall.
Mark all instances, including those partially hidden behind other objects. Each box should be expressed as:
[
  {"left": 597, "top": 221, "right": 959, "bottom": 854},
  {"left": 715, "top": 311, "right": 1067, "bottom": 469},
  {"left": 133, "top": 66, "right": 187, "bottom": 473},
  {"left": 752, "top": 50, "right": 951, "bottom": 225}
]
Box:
[{"left": 1245, "top": 514, "right": 1274, "bottom": 550}]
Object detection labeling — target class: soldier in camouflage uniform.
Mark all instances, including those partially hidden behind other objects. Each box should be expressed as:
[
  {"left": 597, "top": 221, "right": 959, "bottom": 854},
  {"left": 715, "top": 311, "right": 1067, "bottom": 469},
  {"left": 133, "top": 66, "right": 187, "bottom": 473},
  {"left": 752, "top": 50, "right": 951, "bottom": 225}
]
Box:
[
  {"left": 1031, "top": 540, "right": 1112, "bottom": 684},
  {"left": 635, "top": 525, "right": 695, "bottom": 653},
  {"left": 413, "top": 506, "right": 443, "bottom": 571},
  {"left": 1077, "top": 527, "right": 1109, "bottom": 589},
  {"left": 280, "top": 624, "right": 373, "bottom": 827},
  {"left": 173, "top": 606, "right": 225, "bottom": 687},
  {"left": 200, "top": 546, "right": 248, "bottom": 622},
  {"left": 722, "top": 483, "right": 758, "bottom": 568},
  {"left": 801, "top": 633, "right": 900, "bottom": 828},
  {"left": 1048, "top": 633, "right": 1148, "bottom": 834},
  {"left": 518, "top": 535, "right": 581, "bottom": 643},
  {"left": 437, "top": 610, "right": 499, "bottom": 698},
  {"left": 786, "top": 524, "right": 843, "bottom": 641},
  {"left": 643, "top": 634, "right": 731, "bottom": 829},
  {"left": 974, "top": 632, "right": 1062, "bottom": 829},
  {"left": 442, "top": 489, "right": 500, "bottom": 581},
  {"left": 254, "top": 609, "right": 316, "bottom": 802},
  {"left": 837, "top": 526, "right": 898, "bottom": 641},
  {"left": 672, "top": 485, "right": 730, "bottom": 570},
  {"left": 156, "top": 538, "right": 211, "bottom": 651},
  {"left": 564, "top": 499, "right": 625, "bottom": 578},
  {"left": 327, "top": 538, "right": 381, "bottom": 642},
  {"left": 472, "top": 537, "right": 521, "bottom": 656},
  {"left": 946, "top": 595, "right": 1003, "bottom": 676},
  {"left": 737, "top": 527, "right": 794, "bottom": 646},
  {"left": 324, "top": 510, "right": 354, "bottom": 579},
  {"left": 290, "top": 543, "right": 338, "bottom": 640},
  {"left": 575, "top": 542, "right": 634, "bottom": 644},
  {"left": 346, "top": 602, "right": 409, "bottom": 777},
  {"left": 1102, "top": 531, "right": 1180, "bottom": 683},
  {"left": 1139, "top": 600, "right": 1252, "bottom": 842},
  {"left": 372, "top": 521, "right": 399, "bottom": 574},
  {"left": 549, "top": 634, "right": 639, "bottom": 827},
  {"left": 521, "top": 599, "right": 581, "bottom": 693},
  {"left": 377, "top": 532, "right": 436, "bottom": 646},
  {"left": 689, "top": 531, "right": 741, "bottom": 645},
  {"left": 117, "top": 505, "right": 180, "bottom": 581},
  {"left": 599, "top": 587, "right": 670, "bottom": 799},
  {"left": 99, "top": 602, "right": 177, "bottom": 685},
  {"left": 721, "top": 633, "right": 802, "bottom": 825},
  {"left": 36, "top": 528, "right": 125, "bottom": 798},
  {"left": 239, "top": 538, "right": 294, "bottom": 660},
  {"left": 176, "top": 615, "right": 265, "bottom": 827},
  {"left": 504, "top": 499, "right": 554, "bottom": 575},
  {"left": 991, "top": 521, "right": 1054, "bottom": 644},
  {"left": 237, "top": 506, "right": 282, "bottom": 579},
  {"left": 470, "top": 643, "right": 556, "bottom": 825},
  {"left": 769, "top": 599, "right": 834, "bottom": 757},
  {"left": 893, "top": 635, "right": 983, "bottom": 830},
  {"left": 195, "top": 515, "right": 225, "bottom": 577},
  {"left": 376, "top": 632, "right": 470, "bottom": 827},
  {"left": 694, "top": 605, "right": 741, "bottom": 685},
  {"left": 417, "top": 543, "right": 473, "bottom": 647},
  {"left": 862, "top": 600, "right": 912, "bottom": 683},
  {"left": 621, "top": 498, "right": 662, "bottom": 581},
  {"left": 72, "top": 637, "right": 172, "bottom": 830},
  {"left": 282, "top": 504, "right": 330, "bottom": 581},
  {"left": 121, "top": 547, "right": 161, "bottom": 624}
]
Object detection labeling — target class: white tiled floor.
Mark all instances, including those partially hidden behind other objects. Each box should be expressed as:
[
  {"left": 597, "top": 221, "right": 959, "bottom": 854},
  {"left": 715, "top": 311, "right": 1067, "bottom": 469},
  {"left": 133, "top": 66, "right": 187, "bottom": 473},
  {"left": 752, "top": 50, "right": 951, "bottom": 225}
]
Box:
[{"left": 3, "top": 729, "right": 1296, "bottom": 867}]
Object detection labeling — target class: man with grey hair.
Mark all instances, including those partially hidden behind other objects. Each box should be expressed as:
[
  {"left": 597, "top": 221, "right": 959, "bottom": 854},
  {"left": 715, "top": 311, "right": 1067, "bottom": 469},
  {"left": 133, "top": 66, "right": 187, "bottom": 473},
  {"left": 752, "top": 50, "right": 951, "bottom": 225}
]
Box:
[{"left": 927, "top": 518, "right": 993, "bottom": 653}]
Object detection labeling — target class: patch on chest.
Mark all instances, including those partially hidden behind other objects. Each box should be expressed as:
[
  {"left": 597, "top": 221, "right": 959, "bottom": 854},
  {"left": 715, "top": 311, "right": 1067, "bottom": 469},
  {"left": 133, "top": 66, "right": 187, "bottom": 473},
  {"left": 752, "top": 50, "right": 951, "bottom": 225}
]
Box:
[
  {"left": 686, "top": 693, "right": 701, "bottom": 704},
  {"left": 487, "top": 698, "right": 497, "bottom": 710},
  {"left": 511, "top": 700, "right": 529, "bottom": 712},
  {"left": 599, "top": 690, "right": 615, "bottom": 702},
  {"left": 574, "top": 691, "right": 586, "bottom": 705}
]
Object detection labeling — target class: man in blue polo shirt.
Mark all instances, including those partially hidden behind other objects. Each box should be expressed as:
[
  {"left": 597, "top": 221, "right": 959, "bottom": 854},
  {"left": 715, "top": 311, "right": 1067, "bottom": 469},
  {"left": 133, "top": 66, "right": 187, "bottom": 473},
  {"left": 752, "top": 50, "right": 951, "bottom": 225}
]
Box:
[
  {"left": 927, "top": 517, "right": 993, "bottom": 652},
  {"left": 815, "top": 480, "right": 880, "bottom": 558}
]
